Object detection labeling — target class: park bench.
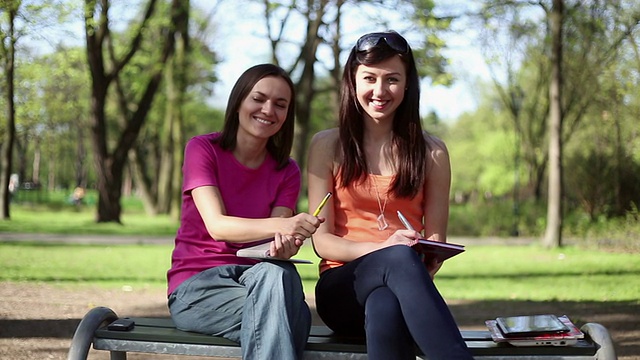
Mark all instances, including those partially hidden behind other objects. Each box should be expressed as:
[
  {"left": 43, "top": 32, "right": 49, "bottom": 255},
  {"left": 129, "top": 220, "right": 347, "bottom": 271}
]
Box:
[{"left": 68, "top": 306, "right": 617, "bottom": 359}]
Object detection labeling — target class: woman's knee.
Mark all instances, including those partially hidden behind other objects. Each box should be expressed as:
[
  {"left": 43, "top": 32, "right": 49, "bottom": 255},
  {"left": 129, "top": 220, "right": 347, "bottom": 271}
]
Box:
[
  {"left": 246, "top": 262, "right": 304, "bottom": 292},
  {"left": 366, "top": 245, "right": 421, "bottom": 269},
  {"left": 365, "top": 287, "right": 403, "bottom": 323},
  {"left": 384, "top": 245, "right": 420, "bottom": 261},
  {"left": 364, "top": 287, "right": 413, "bottom": 353}
]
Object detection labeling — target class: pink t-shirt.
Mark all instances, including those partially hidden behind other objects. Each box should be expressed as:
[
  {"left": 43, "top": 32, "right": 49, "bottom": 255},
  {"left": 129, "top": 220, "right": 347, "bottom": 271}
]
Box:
[{"left": 167, "top": 133, "right": 301, "bottom": 295}]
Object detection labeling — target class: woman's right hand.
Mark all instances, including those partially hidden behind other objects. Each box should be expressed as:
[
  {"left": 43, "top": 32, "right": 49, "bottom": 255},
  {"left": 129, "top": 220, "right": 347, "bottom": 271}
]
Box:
[
  {"left": 280, "top": 213, "right": 323, "bottom": 241},
  {"left": 383, "top": 229, "right": 420, "bottom": 248}
]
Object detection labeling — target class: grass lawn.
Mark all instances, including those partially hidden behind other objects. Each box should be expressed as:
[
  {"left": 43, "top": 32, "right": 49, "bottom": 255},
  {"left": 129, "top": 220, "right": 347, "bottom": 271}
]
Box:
[
  {"left": 1, "top": 240, "right": 638, "bottom": 303},
  {"left": 2, "top": 200, "right": 639, "bottom": 303},
  {"left": 0, "top": 207, "right": 179, "bottom": 236}
]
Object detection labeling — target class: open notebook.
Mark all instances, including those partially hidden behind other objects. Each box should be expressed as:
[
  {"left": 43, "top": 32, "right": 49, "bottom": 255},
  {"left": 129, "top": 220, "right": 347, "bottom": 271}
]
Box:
[
  {"left": 413, "top": 238, "right": 465, "bottom": 262},
  {"left": 236, "top": 242, "right": 313, "bottom": 264}
]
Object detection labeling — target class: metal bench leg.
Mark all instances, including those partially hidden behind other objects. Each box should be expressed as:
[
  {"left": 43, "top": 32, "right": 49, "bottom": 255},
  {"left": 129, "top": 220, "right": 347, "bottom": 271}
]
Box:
[
  {"left": 67, "top": 307, "right": 119, "bottom": 360},
  {"left": 581, "top": 323, "right": 617, "bottom": 360},
  {"left": 110, "top": 351, "right": 127, "bottom": 360}
]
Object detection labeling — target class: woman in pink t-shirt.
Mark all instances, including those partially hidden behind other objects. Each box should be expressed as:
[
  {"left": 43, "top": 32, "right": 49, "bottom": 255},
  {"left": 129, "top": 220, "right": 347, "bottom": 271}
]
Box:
[
  {"left": 307, "top": 31, "right": 473, "bottom": 359},
  {"left": 167, "top": 64, "right": 321, "bottom": 360}
]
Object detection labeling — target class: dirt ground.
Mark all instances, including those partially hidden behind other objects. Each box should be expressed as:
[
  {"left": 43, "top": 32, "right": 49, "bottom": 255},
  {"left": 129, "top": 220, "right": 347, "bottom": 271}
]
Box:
[{"left": 0, "top": 281, "right": 638, "bottom": 360}]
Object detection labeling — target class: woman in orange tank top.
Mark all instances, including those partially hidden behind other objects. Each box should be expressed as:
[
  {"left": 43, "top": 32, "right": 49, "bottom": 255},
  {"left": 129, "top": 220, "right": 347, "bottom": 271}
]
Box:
[{"left": 307, "top": 31, "right": 473, "bottom": 360}]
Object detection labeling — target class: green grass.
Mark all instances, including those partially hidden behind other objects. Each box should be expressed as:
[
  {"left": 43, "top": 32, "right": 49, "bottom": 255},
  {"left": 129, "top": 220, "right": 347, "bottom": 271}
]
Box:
[
  {"left": 0, "top": 207, "right": 179, "bottom": 236},
  {"left": 434, "top": 245, "right": 640, "bottom": 301},
  {"left": 2, "top": 198, "right": 638, "bottom": 303},
  {"left": 1, "top": 241, "right": 638, "bottom": 302}
]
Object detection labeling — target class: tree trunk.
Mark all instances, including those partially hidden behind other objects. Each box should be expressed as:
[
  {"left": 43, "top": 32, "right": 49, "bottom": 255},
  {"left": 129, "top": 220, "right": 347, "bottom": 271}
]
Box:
[
  {"left": 292, "top": 1, "right": 325, "bottom": 169},
  {"left": 543, "top": 0, "right": 564, "bottom": 248},
  {"left": 148, "top": 0, "right": 188, "bottom": 217},
  {"left": 14, "top": 133, "right": 27, "bottom": 190},
  {"left": 84, "top": 0, "right": 178, "bottom": 223},
  {"left": 170, "top": 3, "right": 189, "bottom": 220},
  {"left": 75, "top": 121, "right": 87, "bottom": 188},
  {"left": 32, "top": 140, "right": 40, "bottom": 184},
  {"left": 156, "top": 66, "right": 176, "bottom": 215},
  {"left": 47, "top": 153, "right": 55, "bottom": 192},
  {"left": 128, "top": 148, "right": 157, "bottom": 215},
  {"left": 0, "top": 3, "right": 17, "bottom": 220}
]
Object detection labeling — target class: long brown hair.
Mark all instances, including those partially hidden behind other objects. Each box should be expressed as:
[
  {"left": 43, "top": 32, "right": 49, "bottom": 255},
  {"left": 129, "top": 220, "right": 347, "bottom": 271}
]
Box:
[
  {"left": 338, "top": 32, "right": 427, "bottom": 198},
  {"left": 216, "top": 64, "right": 296, "bottom": 170}
]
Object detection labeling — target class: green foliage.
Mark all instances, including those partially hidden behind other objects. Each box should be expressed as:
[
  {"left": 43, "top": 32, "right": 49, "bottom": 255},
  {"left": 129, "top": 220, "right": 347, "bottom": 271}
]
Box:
[
  {"left": 449, "top": 200, "right": 547, "bottom": 237},
  {"left": 14, "top": 46, "right": 93, "bottom": 188},
  {"left": 406, "top": 0, "right": 453, "bottom": 85},
  {"left": 446, "top": 99, "right": 520, "bottom": 199}
]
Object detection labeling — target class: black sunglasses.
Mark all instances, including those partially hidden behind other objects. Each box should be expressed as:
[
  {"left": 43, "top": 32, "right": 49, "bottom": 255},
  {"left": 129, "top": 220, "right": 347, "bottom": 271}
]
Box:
[{"left": 355, "top": 31, "right": 409, "bottom": 54}]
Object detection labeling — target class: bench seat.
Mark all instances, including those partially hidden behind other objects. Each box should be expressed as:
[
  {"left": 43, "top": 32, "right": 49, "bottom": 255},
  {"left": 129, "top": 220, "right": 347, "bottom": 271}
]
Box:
[{"left": 68, "top": 307, "right": 617, "bottom": 360}]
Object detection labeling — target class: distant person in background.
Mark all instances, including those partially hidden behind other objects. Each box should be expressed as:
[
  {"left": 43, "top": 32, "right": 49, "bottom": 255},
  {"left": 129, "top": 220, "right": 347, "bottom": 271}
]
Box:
[
  {"left": 8, "top": 174, "right": 19, "bottom": 202},
  {"left": 167, "top": 63, "right": 322, "bottom": 360},
  {"left": 72, "top": 187, "right": 85, "bottom": 205},
  {"left": 306, "top": 31, "right": 473, "bottom": 359}
]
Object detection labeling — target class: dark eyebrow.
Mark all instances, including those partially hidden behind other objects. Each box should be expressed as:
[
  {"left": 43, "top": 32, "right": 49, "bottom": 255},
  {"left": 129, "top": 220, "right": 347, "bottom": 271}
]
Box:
[
  {"left": 253, "top": 90, "right": 290, "bottom": 104},
  {"left": 359, "top": 70, "right": 403, "bottom": 77}
]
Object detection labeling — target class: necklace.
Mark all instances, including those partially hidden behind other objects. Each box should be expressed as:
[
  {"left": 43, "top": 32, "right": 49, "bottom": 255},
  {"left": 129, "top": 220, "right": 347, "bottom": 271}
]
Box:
[{"left": 371, "top": 176, "right": 389, "bottom": 231}]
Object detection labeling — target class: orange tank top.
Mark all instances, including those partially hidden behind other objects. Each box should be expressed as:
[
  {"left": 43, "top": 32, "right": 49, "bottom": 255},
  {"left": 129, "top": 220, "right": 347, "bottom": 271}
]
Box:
[{"left": 319, "top": 173, "right": 424, "bottom": 274}]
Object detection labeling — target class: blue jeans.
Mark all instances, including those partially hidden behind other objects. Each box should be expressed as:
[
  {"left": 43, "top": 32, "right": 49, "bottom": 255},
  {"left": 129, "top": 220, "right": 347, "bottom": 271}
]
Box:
[
  {"left": 315, "top": 245, "right": 473, "bottom": 360},
  {"left": 168, "top": 261, "right": 311, "bottom": 360}
]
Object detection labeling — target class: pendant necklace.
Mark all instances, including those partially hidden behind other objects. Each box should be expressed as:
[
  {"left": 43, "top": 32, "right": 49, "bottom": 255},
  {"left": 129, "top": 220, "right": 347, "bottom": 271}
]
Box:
[{"left": 371, "top": 176, "right": 389, "bottom": 231}]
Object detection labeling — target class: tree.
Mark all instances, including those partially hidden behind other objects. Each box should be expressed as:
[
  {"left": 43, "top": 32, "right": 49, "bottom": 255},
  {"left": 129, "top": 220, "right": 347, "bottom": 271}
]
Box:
[
  {"left": 543, "top": 0, "right": 564, "bottom": 248},
  {"left": 84, "top": 0, "right": 179, "bottom": 223},
  {"left": 128, "top": 2, "right": 219, "bottom": 218},
  {"left": 0, "top": 0, "right": 18, "bottom": 220},
  {"left": 472, "top": 0, "right": 640, "bottom": 246}
]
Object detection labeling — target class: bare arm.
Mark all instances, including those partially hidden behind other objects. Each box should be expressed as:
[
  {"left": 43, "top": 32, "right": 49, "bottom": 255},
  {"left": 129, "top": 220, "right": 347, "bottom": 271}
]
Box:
[
  {"left": 422, "top": 135, "right": 452, "bottom": 276},
  {"left": 307, "top": 129, "right": 417, "bottom": 262},
  {"left": 192, "top": 185, "right": 320, "bottom": 243}
]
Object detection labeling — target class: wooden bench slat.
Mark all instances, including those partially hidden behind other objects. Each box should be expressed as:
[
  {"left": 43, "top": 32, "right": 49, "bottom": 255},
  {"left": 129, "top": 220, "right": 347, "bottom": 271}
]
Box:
[
  {"left": 93, "top": 317, "right": 598, "bottom": 357},
  {"left": 71, "top": 308, "right": 615, "bottom": 359}
]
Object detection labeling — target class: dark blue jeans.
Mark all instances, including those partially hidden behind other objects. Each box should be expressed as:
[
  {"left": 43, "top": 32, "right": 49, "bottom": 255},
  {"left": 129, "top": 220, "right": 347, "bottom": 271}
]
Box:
[{"left": 315, "top": 245, "right": 473, "bottom": 360}]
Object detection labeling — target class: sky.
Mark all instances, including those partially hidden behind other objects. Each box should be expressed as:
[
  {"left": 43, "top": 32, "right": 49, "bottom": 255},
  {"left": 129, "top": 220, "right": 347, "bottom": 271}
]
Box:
[{"left": 204, "top": 1, "right": 489, "bottom": 122}]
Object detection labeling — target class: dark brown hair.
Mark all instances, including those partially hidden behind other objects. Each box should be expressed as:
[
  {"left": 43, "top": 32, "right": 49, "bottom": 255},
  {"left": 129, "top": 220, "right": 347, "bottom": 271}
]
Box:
[
  {"left": 338, "top": 32, "right": 427, "bottom": 198},
  {"left": 216, "top": 64, "right": 296, "bottom": 170}
]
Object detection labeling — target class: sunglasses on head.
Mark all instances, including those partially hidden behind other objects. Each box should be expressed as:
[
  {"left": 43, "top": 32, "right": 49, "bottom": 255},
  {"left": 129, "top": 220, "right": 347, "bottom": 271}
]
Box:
[{"left": 355, "top": 31, "right": 409, "bottom": 54}]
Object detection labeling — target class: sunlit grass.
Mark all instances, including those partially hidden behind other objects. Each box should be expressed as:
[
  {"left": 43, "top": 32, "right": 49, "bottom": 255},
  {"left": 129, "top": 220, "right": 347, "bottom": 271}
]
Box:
[
  {"left": 1, "top": 241, "right": 638, "bottom": 303},
  {"left": 0, "top": 207, "right": 179, "bottom": 236},
  {"left": 2, "top": 195, "right": 638, "bottom": 302}
]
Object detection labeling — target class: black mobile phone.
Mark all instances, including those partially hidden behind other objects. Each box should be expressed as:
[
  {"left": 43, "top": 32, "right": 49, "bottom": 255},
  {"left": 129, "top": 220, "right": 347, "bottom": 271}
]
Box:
[
  {"left": 107, "top": 318, "right": 135, "bottom": 331},
  {"left": 496, "top": 314, "right": 569, "bottom": 338}
]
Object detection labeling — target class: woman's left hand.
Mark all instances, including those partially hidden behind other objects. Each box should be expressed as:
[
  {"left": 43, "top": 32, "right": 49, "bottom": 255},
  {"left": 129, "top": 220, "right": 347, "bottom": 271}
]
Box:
[
  {"left": 269, "top": 232, "right": 302, "bottom": 259},
  {"left": 424, "top": 257, "right": 443, "bottom": 279}
]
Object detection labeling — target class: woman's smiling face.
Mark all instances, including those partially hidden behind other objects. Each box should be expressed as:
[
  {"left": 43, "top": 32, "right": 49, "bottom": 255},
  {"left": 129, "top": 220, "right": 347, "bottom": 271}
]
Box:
[
  {"left": 355, "top": 55, "right": 407, "bottom": 123},
  {"left": 237, "top": 76, "right": 292, "bottom": 141}
]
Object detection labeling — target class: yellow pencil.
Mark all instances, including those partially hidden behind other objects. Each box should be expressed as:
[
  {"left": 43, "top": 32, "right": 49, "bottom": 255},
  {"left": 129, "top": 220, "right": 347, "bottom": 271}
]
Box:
[{"left": 313, "top": 192, "right": 332, "bottom": 216}]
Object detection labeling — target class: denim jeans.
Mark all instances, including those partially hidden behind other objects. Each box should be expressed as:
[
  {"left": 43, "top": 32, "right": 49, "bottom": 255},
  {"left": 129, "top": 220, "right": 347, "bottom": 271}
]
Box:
[
  {"left": 315, "top": 245, "right": 473, "bottom": 360},
  {"left": 168, "top": 261, "right": 311, "bottom": 360}
]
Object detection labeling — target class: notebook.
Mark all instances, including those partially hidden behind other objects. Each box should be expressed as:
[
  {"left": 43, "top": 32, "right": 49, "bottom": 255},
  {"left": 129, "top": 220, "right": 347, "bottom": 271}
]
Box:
[
  {"left": 236, "top": 242, "right": 313, "bottom": 264},
  {"left": 485, "top": 315, "right": 584, "bottom": 347},
  {"left": 413, "top": 238, "right": 465, "bottom": 262}
]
